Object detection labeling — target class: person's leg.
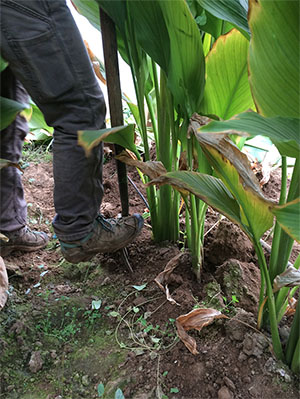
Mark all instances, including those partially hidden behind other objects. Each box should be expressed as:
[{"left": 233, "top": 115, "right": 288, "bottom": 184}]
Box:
[
  {"left": 0, "top": 0, "right": 143, "bottom": 260},
  {"left": 0, "top": 67, "right": 28, "bottom": 233},
  {"left": 0, "top": 0, "right": 106, "bottom": 241},
  {"left": 0, "top": 67, "right": 48, "bottom": 256}
]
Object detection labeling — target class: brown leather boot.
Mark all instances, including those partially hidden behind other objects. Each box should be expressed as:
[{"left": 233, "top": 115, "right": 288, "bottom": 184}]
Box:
[
  {"left": 0, "top": 227, "right": 49, "bottom": 256},
  {"left": 59, "top": 214, "right": 144, "bottom": 264}
]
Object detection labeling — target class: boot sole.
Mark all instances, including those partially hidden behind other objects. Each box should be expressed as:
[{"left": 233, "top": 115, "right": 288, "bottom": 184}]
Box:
[{"left": 0, "top": 243, "right": 48, "bottom": 257}]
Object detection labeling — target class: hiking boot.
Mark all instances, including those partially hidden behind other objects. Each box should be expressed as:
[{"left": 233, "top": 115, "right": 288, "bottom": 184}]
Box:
[
  {"left": 59, "top": 213, "right": 144, "bottom": 264},
  {"left": 0, "top": 226, "right": 49, "bottom": 257}
]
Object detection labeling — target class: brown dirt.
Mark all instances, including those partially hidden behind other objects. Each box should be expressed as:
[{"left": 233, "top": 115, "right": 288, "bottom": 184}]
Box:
[{"left": 0, "top": 156, "right": 299, "bottom": 399}]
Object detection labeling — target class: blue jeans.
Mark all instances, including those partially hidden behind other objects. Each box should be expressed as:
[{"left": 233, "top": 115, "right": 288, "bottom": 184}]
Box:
[{"left": 0, "top": 0, "right": 107, "bottom": 241}]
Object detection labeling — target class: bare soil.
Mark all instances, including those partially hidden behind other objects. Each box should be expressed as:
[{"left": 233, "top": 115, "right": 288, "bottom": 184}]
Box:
[{"left": 0, "top": 155, "right": 299, "bottom": 399}]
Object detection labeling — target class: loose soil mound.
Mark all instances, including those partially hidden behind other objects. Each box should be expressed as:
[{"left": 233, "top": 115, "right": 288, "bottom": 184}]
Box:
[{"left": 0, "top": 157, "right": 299, "bottom": 399}]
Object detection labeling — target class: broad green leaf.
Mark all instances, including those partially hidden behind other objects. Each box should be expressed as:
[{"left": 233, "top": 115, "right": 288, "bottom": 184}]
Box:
[
  {"left": 193, "top": 130, "right": 274, "bottom": 241},
  {"left": 0, "top": 55, "right": 8, "bottom": 72},
  {"left": 71, "top": 0, "right": 100, "bottom": 30},
  {"left": 96, "top": 0, "right": 127, "bottom": 35},
  {"left": 0, "top": 158, "right": 22, "bottom": 171},
  {"left": 248, "top": 0, "right": 299, "bottom": 118},
  {"left": 28, "top": 103, "right": 53, "bottom": 134},
  {"left": 149, "top": 171, "right": 249, "bottom": 235},
  {"left": 197, "top": 0, "right": 250, "bottom": 38},
  {"left": 199, "top": 112, "right": 300, "bottom": 159},
  {"left": 78, "top": 125, "right": 137, "bottom": 157},
  {"left": 272, "top": 199, "right": 300, "bottom": 243},
  {"left": 0, "top": 97, "right": 28, "bottom": 130},
  {"left": 127, "top": 1, "right": 170, "bottom": 72},
  {"left": 160, "top": 1, "right": 205, "bottom": 115},
  {"left": 200, "top": 29, "right": 253, "bottom": 120}
]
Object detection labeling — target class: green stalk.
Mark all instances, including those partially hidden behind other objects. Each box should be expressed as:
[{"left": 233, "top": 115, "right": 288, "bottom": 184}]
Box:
[
  {"left": 286, "top": 299, "right": 300, "bottom": 368},
  {"left": 273, "top": 158, "right": 299, "bottom": 277},
  {"left": 290, "top": 338, "right": 300, "bottom": 374},
  {"left": 274, "top": 158, "right": 300, "bottom": 316},
  {"left": 123, "top": 20, "right": 158, "bottom": 236},
  {"left": 254, "top": 242, "right": 284, "bottom": 361},
  {"left": 269, "top": 156, "right": 287, "bottom": 282},
  {"left": 275, "top": 253, "right": 300, "bottom": 322},
  {"left": 145, "top": 93, "right": 158, "bottom": 147}
]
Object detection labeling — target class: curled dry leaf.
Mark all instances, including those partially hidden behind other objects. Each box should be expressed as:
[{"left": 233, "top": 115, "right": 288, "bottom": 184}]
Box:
[
  {"left": 115, "top": 151, "right": 167, "bottom": 180},
  {"left": 154, "top": 253, "right": 184, "bottom": 306},
  {"left": 273, "top": 267, "right": 300, "bottom": 292},
  {"left": 176, "top": 308, "right": 227, "bottom": 355},
  {"left": 0, "top": 256, "right": 8, "bottom": 310}
]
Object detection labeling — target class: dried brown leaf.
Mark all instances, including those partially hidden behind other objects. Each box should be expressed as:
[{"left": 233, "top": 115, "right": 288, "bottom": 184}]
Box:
[
  {"left": 154, "top": 253, "right": 183, "bottom": 305},
  {"left": 273, "top": 267, "right": 300, "bottom": 292},
  {"left": 176, "top": 308, "right": 227, "bottom": 354},
  {"left": 0, "top": 256, "right": 8, "bottom": 310},
  {"left": 115, "top": 151, "right": 167, "bottom": 180}
]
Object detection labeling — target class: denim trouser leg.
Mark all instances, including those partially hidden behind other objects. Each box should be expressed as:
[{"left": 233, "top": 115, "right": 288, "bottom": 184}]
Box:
[
  {"left": 0, "top": 0, "right": 107, "bottom": 241},
  {"left": 0, "top": 67, "right": 28, "bottom": 232}
]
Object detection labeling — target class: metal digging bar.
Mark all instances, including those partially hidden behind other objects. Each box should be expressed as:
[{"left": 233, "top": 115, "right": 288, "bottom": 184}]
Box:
[
  {"left": 100, "top": 8, "right": 129, "bottom": 217},
  {"left": 100, "top": 8, "right": 133, "bottom": 272}
]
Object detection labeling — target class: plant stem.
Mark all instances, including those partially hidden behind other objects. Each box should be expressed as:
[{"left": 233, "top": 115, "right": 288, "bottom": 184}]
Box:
[
  {"left": 254, "top": 241, "right": 284, "bottom": 361},
  {"left": 269, "top": 156, "right": 287, "bottom": 282},
  {"left": 286, "top": 299, "right": 300, "bottom": 368}
]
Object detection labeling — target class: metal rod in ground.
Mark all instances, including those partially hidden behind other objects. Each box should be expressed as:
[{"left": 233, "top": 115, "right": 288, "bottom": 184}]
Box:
[
  {"left": 100, "top": 8, "right": 129, "bottom": 217},
  {"left": 128, "top": 175, "right": 150, "bottom": 210}
]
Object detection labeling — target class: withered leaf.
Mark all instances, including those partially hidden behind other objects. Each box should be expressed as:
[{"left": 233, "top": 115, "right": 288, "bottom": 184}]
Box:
[
  {"left": 154, "top": 253, "right": 183, "bottom": 305},
  {"left": 176, "top": 308, "right": 227, "bottom": 355},
  {"left": 273, "top": 267, "right": 300, "bottom": 292},
  {"left": 115, "top": 151, "right": 167, "bottom": 180}
]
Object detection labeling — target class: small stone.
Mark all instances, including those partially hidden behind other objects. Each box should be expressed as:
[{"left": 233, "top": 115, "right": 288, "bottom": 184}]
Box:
[
  {"left": 238, "top": 352, "right": 247, "bottom": 362},
  {"left": 223, "top": 376, "right": 236, "bottom": 392},
  {"left": 29, "top": 351, "right": 43, "bottom": 373},
  {"left": 243, "top": 376, "right": 251, "bottom": 383},
  {"left": 7, "top": 385, "right": 14, "bottom": 392},
  {"left": 50, "top": 350, "right": 57, "bottom": 359},
  {"left": 218, "top": 385, "right": 234, "bottom": 399},
  {"left": 82, "top": 375, "right": 89, "bottom": 386}
]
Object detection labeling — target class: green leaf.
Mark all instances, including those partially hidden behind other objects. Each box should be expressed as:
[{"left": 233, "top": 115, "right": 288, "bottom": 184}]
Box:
[
  {"left": 199, "top": 112, "right": 300, "bottom": 158},
  {"left": 248, "top": 0, "right": 299, "bottom": 117},
  {"left": 78, "top": 125, "right": 137, "bottom": 157},
  {"left": 0, "top": 96, "right": 28, "bottom": 130},
  {"left": 197, "top": 0, "right": 250, "bottom": 38},
  {"left": 115, "top": 388, "right": 125, "bottom": 399},
  {"left": 97, "top": 383, "right": 105, "bottom": 397},
  {"left": 127, "top": 1, "right": 170, "bottom": 72},
  {"left": 201, "top": 29, "right": 254, "bottom": 120},
  {"left": 272, "top": 199, "right": 300, "bottom": 243},
  {"left": 159, "top": 0, "right": 205, "bottom": 115},
  {"left": 28, "top": 103, "right": 53, "bottom": 133},
  {"left": 109, "top": 311, "right": 120, "bottom": 318},
  {"left": 170, "top": 387, "right": 179, "bottom": 393},
  {"left": 92, "top": 300, "right": 102, "bottom": 310},
  {"left": 149, "top": 171, "right": 249, "bottom": 236},
  {"left": 0, "top": 55, "right": 8, "bottom": 72},
  {"left": 132, "top": 284, "right": 147, "bottom": 291},
  {"left": 71, "top": 0, "right": 100, "bottom": 30}
]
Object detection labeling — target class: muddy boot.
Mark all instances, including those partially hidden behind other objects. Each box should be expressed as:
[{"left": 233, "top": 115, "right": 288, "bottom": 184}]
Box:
[
  {"left": 0, "top": 226, "right": 49, "bottom": 257},
  {"left": 59, "top": 214, "right": 144, "bottom": 264}
]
